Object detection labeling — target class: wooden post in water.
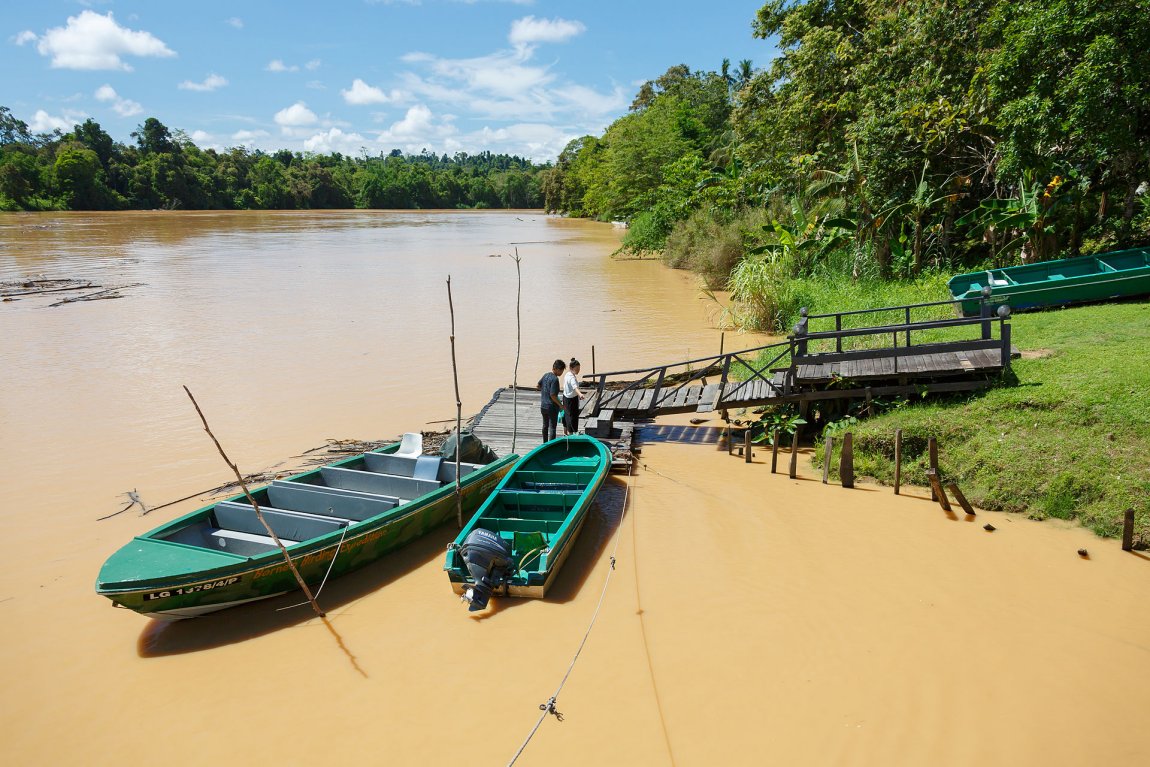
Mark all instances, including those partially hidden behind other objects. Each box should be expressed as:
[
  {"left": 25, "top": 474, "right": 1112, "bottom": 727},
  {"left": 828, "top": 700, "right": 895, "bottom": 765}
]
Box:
[
  {"left": 927, "top": 469, "right": 952, "bottom": 512},
  {"left": 744, "top": 428, "right": 752, "bottom": 464},
  {"left": 789, "top": 428, "right": 800, "bottom": 479},
  {"left": 591, "top": 345, "right": 596, "bottom": 377},
  {"left": 727, "top": 423, "right": 733, "bottom": 456},
  {"left": 839, "top": 432, "right": 854, "bottom": 488},
  {"left": 947, "top": 481, "right": 976, "bottom": 516},
  {"left": 511, "top": 251, "right": 522, "bottom": 453},
  {"left": 1122, "top": 509, "right": 1135, "bottom": 551},
  {"left": 928, "top": 437, "right": 939, "bottom": 501},
  {"left": 447, "top": 276, "right": 463, "bottom": 528},
  {"left": 821, "top": 436, "right": 834, "bottom": 484},
  {"left": 719, "top": 331, "right": 725, "bottom": 357},
  {"left": 771, "top": 429, "right": 780, "bottom": 473},
  {"left": 893, "top": 428, "right": 903, "bottom": 495}
]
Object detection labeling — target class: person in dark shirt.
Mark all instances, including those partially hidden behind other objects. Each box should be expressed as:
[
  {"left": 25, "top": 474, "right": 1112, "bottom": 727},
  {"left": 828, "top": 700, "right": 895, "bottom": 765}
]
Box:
[{"left": 537, "top": 359, "right": 565, "bottom": 442}]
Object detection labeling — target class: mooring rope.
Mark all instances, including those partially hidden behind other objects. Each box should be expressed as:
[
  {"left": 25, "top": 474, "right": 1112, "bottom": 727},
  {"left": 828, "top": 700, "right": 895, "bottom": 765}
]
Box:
[
  {"left": 506, "top": 458, "right": 635, "bottom": 767},
  {"left": 277, "top": 521, "right": 350, "bottom": 612}
]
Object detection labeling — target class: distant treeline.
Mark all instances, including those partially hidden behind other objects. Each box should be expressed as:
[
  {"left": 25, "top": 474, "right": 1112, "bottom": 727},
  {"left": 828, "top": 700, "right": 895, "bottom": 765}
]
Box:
[{"left": 0, "top": 110, "right": 546, "bottom": 211}]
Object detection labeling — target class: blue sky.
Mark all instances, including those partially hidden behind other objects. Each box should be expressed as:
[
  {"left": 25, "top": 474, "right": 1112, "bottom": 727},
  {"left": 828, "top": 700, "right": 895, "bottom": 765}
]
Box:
[{"left": 3, "top": 0, "right": 775, "bottom": 161}]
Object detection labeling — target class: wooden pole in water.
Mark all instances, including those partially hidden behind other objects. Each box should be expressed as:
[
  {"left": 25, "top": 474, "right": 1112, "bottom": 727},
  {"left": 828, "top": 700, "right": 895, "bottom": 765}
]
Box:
[
  {"left": 719, "top": 332, "right": 725, "bottom": 357},
  {"left": 511, "top": 251, "right": 522, "bottom": 454},
  {"left": 591, "top": 345, "right": 596, "bottom": 377},
  {"left": 893, "top": 428, "right": 903, "bottom": 495},
  {"left": 771, "top": 429, "right": 780, "bottom": 473},
  {"left": 928, "top": 437, "right": 939, "bottom": 501},
  {"left": 946, "top": 481, "right": 976, "bottom": 516},
  {"left": 744, "top": 428, "right": 753, "bottom": 464},
  {"left": 447, "top": 276, "right": 463, "bottom": 528},
  {"left": 727, "top": 423, "right": 733, "bottom": 455},
  {"left": 927, "top": 469, "right": 952, "bottom": 512},
  {"left": 789, "top": 428, "right": 800, "bottom": 479},
  {"left": 822, "top": 436, "right": 833, "bottom": 483},
  {"left": 839, "top": 432, "right": 854, "bottom": 488},
  {"left": 1122, "top": 509, "right": 1135, "bottom": 551},
  {"left": 183, "top": 386, "right": 325, "bottom": 618}
]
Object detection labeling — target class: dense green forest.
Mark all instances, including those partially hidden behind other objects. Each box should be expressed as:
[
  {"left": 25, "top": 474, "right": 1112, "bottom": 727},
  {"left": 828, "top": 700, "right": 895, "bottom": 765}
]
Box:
[
  {"left": 0, "top": 110, "right": 545, "bottom": 212},
  {"left": 541, "top": 0, "right": 1150, "bottom": 330}
]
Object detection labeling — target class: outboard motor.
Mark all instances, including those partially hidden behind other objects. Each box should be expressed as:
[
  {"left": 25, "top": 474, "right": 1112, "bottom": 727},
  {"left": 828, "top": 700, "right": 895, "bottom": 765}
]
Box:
[{"left": 458, "top": 528, "right": 512, "bottom": 611}]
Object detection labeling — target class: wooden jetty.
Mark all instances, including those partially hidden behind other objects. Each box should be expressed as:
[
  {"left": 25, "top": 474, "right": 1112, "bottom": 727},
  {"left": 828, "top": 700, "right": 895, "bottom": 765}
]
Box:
[
  {"left": 580, "top": 298, "right": 1019, "bottom": 419},
  {"left": 468, "top": 386, "right": 636, "bottom": 471}
]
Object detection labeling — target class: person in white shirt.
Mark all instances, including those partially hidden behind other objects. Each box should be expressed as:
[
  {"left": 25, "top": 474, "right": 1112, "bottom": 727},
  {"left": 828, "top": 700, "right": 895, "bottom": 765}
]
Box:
[{"left": 561, "top": 357, "right": 585, "bottom": 435}]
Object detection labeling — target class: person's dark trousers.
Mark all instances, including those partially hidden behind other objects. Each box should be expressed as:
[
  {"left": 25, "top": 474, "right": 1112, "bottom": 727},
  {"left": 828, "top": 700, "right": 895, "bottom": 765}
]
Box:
[
  {"left": 563, "top": 396, "right": 580, "bottom": 434},
  {"left": 541, "top": 408, "right": 559, "bottom": 442}
]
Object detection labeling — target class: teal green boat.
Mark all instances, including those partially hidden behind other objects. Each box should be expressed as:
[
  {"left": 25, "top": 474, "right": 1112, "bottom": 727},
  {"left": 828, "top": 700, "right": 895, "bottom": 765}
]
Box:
[
  {"left": 96, "top": 438, "right": 515, "bottom": 620},
  {"left": 444, "top": 435, "right": 611, "bottom": 611},
  {"left": 949, "top": 247, "right": 1150, "bottom": 316}
]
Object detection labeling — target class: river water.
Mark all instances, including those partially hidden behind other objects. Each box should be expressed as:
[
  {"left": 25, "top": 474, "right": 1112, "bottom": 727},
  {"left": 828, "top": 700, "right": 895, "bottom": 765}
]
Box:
[{"left": 1, "top": 211, "right": 1147, "bottom": 766}]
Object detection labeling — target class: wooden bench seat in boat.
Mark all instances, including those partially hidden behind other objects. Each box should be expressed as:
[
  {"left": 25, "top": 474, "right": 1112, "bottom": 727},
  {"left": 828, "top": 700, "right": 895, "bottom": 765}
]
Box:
[
  {"left": 316, "top": 466, "right": 440, "bottom": 500},
  {"left": 267, "top": 481, "right": 399, "bottom": 522},
  {"left": 213, "top": 501, "right": 347, "bottom": 542}
]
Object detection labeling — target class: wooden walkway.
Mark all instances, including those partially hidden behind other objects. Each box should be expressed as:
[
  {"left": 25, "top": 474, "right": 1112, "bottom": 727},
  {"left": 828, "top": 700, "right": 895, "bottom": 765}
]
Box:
[
  {"left": 468, "top": 387, "right": 635, "bottom": 470},
  {"left": 581, "top": 297, "right": 1018, "bottom": 418}
]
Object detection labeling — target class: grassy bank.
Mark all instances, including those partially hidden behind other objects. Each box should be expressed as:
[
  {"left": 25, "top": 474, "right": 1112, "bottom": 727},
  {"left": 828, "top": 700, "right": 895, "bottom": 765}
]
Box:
[{"left": 808, "top": 299, "right": 1150, "bottom": 543}]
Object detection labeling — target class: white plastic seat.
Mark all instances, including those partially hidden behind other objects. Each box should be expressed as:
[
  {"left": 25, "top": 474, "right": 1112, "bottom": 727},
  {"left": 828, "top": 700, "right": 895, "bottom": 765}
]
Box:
[{"left": 396, "top": 432, "right": 423, "bottom": 457}]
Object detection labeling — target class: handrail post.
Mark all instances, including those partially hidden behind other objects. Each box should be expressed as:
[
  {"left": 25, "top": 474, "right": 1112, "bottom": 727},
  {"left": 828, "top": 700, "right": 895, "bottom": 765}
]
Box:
[
  {"left": 835, "top": 314, "right": 842, "bottom": 353},
  {"left": 595, "top": 377, "right": 606, "bottom": 417},
  {"left": 979, "top": 287, "right": 992, "bottom": 340},
  {"left": 999, "top": 306, "right": 1012, "bottom": 368},
  {"left": 794, "top": 308, "right": 809, "bottom": 356},
  {"left": 650, "top": 367, "right": 666, "bottom": 415},
  {"left": 717, "top": 354, "right": 731, "bottom": 410},
  {"left": 904, "top": 306, "right": 912, "bottom": 347}
]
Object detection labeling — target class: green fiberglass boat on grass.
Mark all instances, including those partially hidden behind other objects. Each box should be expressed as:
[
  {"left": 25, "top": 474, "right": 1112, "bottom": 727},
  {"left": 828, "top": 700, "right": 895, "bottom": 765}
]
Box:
[
  {"left": 444, "top": 435, "right": 611, "bottom": 611},
  {"left": 949, "top": 246, "right": 1150, "bottom": 316},
  {"left": 97, "top": 436, "right": 515, "bottom": 620}
]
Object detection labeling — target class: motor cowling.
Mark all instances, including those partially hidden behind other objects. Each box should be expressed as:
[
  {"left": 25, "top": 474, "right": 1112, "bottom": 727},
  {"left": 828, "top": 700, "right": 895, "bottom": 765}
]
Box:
[{"left": 458, "top": 527, "right": 512, "bottom": 611}]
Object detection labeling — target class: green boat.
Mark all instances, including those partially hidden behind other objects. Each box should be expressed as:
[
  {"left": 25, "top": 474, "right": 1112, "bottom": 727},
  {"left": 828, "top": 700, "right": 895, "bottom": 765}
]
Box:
[
  {"left": 96, "top": 436, "right": 516, "bottom": 620},
  {"left": 444, "top": 435, "right": 611, "bottom": 611},
  {"left": 949, "top": 247, "right": 1150, "bottom": 316}
]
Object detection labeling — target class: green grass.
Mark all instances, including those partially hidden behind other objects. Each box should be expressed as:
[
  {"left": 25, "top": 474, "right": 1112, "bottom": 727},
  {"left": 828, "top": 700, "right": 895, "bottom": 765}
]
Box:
[{"left": 813, "top": 299, "right": 1150, "bottom": 542}]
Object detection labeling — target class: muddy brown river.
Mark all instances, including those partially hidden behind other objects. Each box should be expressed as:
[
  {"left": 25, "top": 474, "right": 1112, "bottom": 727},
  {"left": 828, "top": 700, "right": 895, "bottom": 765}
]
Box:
[{"left": 1, "top": 211, "right": 1147, "bottom": 765}]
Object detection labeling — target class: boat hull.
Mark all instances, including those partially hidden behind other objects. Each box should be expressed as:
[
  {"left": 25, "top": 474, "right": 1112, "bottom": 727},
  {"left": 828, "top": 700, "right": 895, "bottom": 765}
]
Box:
[
  {"left": 98, "top": 455, "right": 514, "bottom": 619},
  {"left": 445, "top": 436, "right": 611, "bottom": 602},
  {"left": 949, "top": 247, "right": 1150, "bottom": 316}
]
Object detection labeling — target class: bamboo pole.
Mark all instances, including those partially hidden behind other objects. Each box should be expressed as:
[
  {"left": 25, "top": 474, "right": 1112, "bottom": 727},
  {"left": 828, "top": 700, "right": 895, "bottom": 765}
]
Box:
[
  {"left": 183, "top": 386, "right": 325, "bottom": 618},
  {"left": 511, "top": 250, "right": 522, "bottom": 454},
  {"left": 447, "top": 276, "right": 463, "bottom": 528},
  {"left": 744, "top": 428, "right": 752, "bottom": 464},
  {"left": 893, "top": 428, "right": 903, "bottom": 495},
  {"left": 771, "top": 429, "right": 780, "bottom": 473},
  {"left": 1122, "top": 509, "right": 1135, "bottom": 551},
  {"left": 839, "top": 432, "right": 854, "bottom": 488},
  {"left": 946, "top": 481, "right": 976, "bottom": 516},
  {"left": 788, "top": 428, "right": 800, "bottom": 479},
  {"left": 822, "top": 436, "right": 833, "bottom": 483}
]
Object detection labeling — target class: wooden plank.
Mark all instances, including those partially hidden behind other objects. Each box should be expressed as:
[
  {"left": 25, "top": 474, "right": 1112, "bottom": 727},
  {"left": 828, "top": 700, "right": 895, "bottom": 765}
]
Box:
[
  {"left": 697, "top": 383, "right": 721, "bottom": 412},
  {"left": 671, "top": 385, "right": 691, "bottom": 409},
  {"left": 637, "top": 389, "right": 655, "bottom": 411},
  {"left": 686, "top": 386, "right": 702, "bottom": 407}
]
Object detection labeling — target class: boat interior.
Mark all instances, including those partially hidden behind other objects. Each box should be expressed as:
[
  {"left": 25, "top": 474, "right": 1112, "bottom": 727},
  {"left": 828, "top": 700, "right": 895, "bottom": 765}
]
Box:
[
  {"left": 155, "top": 442, "right": 484, "bottom": 558},
  {"left": 959, "top": 249, "right": 1150, "bottom": 295}
]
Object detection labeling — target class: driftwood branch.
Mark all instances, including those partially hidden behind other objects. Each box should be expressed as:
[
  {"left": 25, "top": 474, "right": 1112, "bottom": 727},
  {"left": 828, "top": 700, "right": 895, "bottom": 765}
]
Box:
[
  {"left": 48, "top": 283, "right": 144, "bottom": 307},
  {"left": 447, "top": 276, "right": 463, "bottom": 528},
  {"left": 183, "top": 385, "right": 325, "bottom": 618}
]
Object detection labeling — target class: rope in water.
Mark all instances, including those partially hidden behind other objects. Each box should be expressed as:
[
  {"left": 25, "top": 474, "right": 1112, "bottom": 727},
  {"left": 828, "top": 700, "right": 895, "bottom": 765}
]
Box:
[
  {"left": 505, "top": 458, "right": 635, "bottom": 767},
  {"left": 276, "top": 521, "right": 350, "bottom": 612}
]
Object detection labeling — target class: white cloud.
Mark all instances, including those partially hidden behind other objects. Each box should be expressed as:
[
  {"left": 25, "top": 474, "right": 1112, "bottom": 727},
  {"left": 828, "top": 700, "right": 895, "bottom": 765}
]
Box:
[
  {"left": 274, "top": 102, "right": 318, "bottom": 127},
  {"left": 305, "top": 59, "right": 322, "bottom": 71},
  {"left": 179, "top": 74, "right": 228, "bottom": 92},
  {"left": 190, "top": 130, "right": 213, "bottom": 143},
  {"left": 509, "top": 16, "right": 585, "bottom": 47},
  {"left": 303, "top": 127, "right": 368, "bottom": 154},
  {"left": 28, "top": 109, "right": 86, "bottom": 133},
  {"left": 389, "top": 104, "right": 435, "bottom": 137},
  {"left": 14, "top": 30, "right": 37, "bottom": 45},
  {"left": 266, "top": 59, "right": 298, "bottom": 73},
  {"left": 226, "top": 18, "right": 244, "bottom": 29},
  {"left": 94, "top": 84, "right": 143, "bottom": 117},
  {"left": 232, "top": 129, "right": 270, "bottom": 143},
  {"left": 342, "top": 78, "right": 392, "bottom": 105},
  {"left": 33, "top": 10, "right": 175, "bottom": 71}
]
